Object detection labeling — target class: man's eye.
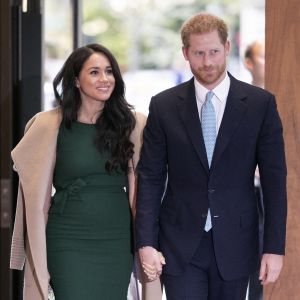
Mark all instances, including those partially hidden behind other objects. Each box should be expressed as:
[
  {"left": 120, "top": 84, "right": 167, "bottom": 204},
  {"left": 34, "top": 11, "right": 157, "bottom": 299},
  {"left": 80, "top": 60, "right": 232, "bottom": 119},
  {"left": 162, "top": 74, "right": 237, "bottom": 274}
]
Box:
[
  {"left": 211, "top": 49, "right": 219, "bottom": 55},
  {"left": 194, "top": 51, "right": 204, "bottom": 57}
]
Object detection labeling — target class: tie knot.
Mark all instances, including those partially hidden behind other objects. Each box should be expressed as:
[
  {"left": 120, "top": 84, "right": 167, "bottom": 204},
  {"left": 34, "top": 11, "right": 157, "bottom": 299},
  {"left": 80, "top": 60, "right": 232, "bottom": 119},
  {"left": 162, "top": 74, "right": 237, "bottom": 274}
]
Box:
[{"left": 205, "top": 91, "right": 214, "bottom": 103}]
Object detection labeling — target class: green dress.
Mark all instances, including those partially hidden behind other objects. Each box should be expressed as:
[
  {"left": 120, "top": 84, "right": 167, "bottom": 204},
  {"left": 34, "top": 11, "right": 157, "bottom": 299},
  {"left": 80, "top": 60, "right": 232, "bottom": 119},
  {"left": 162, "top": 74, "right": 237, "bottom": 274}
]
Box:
[{"left": 46, "top": 122, "right": 133, "bottom": 300}]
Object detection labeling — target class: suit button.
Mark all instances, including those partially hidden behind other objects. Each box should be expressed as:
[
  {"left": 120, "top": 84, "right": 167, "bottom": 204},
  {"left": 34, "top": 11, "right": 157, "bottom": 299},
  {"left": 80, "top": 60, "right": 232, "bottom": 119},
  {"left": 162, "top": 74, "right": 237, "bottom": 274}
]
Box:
[
  {"left": 201, "top": 213, "right": 207, "bottom": 218},
  {"left": 208, "top": 189, "right": 215, "bottom": 193}
]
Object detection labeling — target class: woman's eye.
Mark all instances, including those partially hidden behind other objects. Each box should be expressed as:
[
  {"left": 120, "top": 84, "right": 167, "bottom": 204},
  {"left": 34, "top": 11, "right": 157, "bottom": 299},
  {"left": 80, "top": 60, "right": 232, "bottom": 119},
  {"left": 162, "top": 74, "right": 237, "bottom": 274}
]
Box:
[
  {"left": 90, "top": 70, "right": 98, "bottom": 75},
  {"left": 106, "top": 69, "right": 113, "bottom": 74}
]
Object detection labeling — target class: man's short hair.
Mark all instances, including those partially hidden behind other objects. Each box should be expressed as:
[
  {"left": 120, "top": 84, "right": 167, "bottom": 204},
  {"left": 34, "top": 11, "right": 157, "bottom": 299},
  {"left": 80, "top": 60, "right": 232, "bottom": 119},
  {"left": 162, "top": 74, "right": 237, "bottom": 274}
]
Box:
[
  {"left": 244, "top": 41, "right": 263, "bottom": 61},
  {"left": 181, "top": 13, "right": 228, "bottom": 48}
]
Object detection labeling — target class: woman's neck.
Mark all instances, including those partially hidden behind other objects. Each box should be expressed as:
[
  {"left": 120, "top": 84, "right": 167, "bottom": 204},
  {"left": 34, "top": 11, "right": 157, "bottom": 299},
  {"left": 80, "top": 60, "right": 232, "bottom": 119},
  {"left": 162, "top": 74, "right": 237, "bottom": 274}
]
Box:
[{"left": 77, "top": 102, "right": 104, "bottom": 124}]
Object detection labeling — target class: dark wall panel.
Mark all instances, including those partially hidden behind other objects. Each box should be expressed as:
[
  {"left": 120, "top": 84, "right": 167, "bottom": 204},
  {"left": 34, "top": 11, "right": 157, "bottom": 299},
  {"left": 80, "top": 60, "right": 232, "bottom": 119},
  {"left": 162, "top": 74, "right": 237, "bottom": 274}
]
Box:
[{"left": 18, "top": 12, "right": 42, "bottom": 140}]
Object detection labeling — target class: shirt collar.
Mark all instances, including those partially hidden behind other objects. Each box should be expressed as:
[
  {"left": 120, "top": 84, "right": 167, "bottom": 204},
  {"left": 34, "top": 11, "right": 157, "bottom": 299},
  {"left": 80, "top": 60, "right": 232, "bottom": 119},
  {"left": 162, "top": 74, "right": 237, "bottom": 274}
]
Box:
[{"left": 194, "top": 72, "right": 231, "bottom": 103}]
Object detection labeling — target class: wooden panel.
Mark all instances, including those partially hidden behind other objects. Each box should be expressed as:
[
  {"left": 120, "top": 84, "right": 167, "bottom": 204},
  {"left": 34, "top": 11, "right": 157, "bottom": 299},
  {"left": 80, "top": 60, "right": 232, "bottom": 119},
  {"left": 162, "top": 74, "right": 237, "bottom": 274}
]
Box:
[{"left": 265, "top": 0, "right": 300, "bottom": 299}]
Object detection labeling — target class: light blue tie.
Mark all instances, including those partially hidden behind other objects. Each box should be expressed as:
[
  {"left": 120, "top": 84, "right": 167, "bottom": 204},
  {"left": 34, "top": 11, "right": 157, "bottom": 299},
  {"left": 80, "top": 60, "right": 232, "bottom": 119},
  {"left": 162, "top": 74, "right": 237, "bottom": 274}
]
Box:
[{"left": 201, "top": 91, "right": 216, "bottom": 231}]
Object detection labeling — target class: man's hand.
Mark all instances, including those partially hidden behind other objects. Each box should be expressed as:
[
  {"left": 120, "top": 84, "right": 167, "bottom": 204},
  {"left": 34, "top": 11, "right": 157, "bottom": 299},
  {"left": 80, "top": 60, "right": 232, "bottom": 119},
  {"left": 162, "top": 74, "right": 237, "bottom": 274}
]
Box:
[
  {"left": 139, "top": 246, "right": 166, "bottom": 281},
  {"left": 259, "top": 253, "right": 284, "bottom": 285}
]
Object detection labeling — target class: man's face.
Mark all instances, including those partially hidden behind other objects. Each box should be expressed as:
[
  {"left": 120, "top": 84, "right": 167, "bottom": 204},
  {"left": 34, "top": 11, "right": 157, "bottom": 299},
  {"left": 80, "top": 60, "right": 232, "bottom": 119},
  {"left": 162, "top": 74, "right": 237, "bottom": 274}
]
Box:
[
  {"left": 182, "top": 30, "right": 230, "bottom": 90},
  {"left": 244, "top": 43, "right": 265, "bottom": 88},
  {"left": 252, "top": 46, "right": 265, "bottom": 82}
]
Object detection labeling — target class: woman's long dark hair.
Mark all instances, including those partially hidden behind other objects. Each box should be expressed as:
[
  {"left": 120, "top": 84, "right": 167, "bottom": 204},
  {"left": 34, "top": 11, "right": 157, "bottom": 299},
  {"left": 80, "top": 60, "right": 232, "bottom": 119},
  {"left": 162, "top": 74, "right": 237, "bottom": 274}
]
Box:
[{"left": 53, "top": 44, "right": 136, "bottom": 173}]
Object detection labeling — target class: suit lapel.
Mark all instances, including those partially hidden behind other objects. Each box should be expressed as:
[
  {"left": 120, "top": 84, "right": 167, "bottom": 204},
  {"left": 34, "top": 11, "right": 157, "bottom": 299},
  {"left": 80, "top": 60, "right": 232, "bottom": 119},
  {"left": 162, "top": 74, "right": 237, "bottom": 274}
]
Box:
[
  {"left": 177, "top": 79, "right": 209, "bottom": 173},
  {"left": 210, "top": 76, "right": 247, "bottom": 170}
]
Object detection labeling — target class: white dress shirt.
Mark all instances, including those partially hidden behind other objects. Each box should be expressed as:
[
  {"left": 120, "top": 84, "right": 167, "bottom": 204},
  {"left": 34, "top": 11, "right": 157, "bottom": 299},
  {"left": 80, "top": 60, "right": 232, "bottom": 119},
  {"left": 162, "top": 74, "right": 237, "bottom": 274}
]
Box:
[{"left": 195, "top": 72, "right": 231, "bottom": 134}]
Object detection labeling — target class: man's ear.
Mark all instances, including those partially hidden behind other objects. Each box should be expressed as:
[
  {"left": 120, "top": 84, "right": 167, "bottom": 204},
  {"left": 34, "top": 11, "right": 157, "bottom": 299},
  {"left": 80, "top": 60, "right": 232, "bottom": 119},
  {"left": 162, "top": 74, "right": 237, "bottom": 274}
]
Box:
[
  {"left": 244, "top": 58, "right": 254, "bottom": 72},
  {"left": 182, "top": 46, "right": 189, "bottom": 61},
  {"left": 224, "top": 40, "right": 231, "bottom": 56}
]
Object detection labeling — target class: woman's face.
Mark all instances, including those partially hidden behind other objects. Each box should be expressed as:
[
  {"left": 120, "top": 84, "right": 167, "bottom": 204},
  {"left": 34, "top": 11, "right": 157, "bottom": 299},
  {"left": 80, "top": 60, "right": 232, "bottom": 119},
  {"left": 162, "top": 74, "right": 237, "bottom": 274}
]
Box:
[{"left": 76, "top": 52, "right": 115, "bottom": 108}]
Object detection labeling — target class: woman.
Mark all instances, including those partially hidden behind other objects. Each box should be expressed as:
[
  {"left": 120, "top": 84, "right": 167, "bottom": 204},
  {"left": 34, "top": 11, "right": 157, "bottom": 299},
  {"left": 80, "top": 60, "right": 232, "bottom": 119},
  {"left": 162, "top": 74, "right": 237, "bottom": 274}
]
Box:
[{"left": 10, "top": 44, "right": 146, "bottom": 300}]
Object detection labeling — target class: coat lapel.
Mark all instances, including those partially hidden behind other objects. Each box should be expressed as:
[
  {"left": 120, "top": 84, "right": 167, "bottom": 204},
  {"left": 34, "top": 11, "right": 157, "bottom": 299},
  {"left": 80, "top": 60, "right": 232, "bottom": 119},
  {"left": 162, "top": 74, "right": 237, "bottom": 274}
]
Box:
[
  {"left": 210, "top": 76, "right": 247, "bottom": 170},
  {"left": 177, "top": 79, "right": 209, "bottom": 173}
]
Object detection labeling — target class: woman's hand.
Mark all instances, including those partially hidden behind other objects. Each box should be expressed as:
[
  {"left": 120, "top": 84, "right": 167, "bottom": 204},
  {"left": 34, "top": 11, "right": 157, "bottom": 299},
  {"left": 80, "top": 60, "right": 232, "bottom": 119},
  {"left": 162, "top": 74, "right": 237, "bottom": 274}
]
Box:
[{"left": 140, "top": 248, "right": 166, "bottom": 281}]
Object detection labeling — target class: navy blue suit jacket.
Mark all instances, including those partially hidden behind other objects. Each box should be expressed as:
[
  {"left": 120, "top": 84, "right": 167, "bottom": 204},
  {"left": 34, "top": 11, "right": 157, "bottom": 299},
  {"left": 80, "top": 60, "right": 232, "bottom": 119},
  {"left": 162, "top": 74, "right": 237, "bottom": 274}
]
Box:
[{"left": 135, "top": 74, "right": 287, "bottom": 281}]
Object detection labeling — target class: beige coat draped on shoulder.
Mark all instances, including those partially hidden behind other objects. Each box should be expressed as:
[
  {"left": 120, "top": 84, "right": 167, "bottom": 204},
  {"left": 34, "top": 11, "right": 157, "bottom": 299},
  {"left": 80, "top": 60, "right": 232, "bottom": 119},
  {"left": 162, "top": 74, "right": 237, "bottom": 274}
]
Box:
[{"left": 10, "top": 107, "right": 146, "bottom": 300}]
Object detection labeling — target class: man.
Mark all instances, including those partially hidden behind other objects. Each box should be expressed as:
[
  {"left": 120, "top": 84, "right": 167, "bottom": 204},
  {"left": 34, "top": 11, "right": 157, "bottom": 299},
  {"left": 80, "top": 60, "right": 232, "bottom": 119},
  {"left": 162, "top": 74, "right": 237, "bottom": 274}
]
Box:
[
  {"left": 244, "top": 41, "right": 265, "bottom": 88},
  {"left": 244, "top": 41, "right": 266, "bottom": 300},
  {"left": 135, "top": 13, "right": 287, "bottom": 300}
]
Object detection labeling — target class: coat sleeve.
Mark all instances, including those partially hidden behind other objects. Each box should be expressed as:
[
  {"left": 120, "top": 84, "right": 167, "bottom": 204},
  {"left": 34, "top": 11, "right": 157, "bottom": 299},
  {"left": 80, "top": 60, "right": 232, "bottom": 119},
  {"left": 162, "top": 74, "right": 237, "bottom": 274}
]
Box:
[
  {"left": 128, "top": 111, "right": 147, "bottom": 215},
  {"left": 10, "top": 114, "right": 37, "bottom": 270},
  {"left": 135, "top": 97, "right": 168, "bottom": 249},
  {"left": 10, "top": 182, "right": 26, "bottom": 270},
  {"left": 257, "top": 94, "right": 287, "bottom": 255},
  {"left": 131, "top": 112, "right": 147, "bottom": 169}
]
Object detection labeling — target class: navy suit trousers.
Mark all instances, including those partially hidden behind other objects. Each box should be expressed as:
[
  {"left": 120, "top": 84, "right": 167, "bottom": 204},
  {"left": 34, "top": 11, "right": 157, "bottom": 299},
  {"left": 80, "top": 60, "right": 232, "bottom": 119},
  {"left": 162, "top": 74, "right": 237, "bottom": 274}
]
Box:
[{"left": 162, "top": 231, "right": 249, "bottom": 300}]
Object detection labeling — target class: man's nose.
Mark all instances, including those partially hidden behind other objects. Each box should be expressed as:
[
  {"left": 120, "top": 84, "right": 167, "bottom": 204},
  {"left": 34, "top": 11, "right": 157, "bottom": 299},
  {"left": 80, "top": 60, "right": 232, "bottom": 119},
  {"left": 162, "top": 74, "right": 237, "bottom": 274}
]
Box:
[{"left": 203, "top": 53, "right": 212, "bottom": 66}]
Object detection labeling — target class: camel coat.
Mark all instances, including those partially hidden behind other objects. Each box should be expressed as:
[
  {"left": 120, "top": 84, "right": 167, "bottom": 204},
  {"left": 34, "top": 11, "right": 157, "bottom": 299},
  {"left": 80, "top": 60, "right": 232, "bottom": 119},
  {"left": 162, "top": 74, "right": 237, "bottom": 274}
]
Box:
[{"left": 10, "top": 107, "right": 147, "bottom": 300}]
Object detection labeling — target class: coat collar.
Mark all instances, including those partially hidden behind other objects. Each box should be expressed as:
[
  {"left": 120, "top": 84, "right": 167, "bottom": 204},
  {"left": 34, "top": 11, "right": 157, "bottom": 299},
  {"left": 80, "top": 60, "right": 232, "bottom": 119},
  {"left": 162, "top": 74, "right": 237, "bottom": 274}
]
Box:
[
  {"left": 176, "top": 74, "right": 247, "bottom": 173},
  {"left": 210, "top": 74, "right": 247, "bottom": 171},
  {"left": 177, "top": 79, "right": 210, "bottom": 173}
]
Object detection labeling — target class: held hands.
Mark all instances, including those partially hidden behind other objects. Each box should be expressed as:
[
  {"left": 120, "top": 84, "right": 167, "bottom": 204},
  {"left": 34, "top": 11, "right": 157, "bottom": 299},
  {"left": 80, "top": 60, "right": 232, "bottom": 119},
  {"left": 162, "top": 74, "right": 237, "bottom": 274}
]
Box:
[
  {"left": 259, "top": 253, "right": 283, "bottom": 285},
  {"left": 139, "top": 250, "right": 283, "bottom": 283},
  {"left": 139, "top": 246, "right": 166, "bottom": 281}
]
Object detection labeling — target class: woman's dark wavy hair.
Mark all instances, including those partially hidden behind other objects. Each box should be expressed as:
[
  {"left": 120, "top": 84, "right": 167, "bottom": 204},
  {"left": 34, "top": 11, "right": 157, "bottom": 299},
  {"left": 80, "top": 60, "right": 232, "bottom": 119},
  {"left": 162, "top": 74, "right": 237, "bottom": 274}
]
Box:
[{"left": 53, "top": 44, "right": 136, "bottom": 173}]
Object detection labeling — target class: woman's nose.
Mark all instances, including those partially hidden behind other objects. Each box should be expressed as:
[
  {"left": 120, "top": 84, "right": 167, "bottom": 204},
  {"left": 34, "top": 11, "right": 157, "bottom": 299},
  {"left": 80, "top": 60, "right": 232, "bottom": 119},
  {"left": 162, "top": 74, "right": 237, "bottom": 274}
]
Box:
[{"left": 98, "top": 72, "right": 109, "bottom": 82}]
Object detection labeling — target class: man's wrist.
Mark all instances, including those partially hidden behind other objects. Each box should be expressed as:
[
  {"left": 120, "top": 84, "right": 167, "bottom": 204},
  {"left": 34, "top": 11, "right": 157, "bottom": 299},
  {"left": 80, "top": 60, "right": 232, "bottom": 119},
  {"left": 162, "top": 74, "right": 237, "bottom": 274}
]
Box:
[{"left": 139, "top": 246, "right": 156, "bottom": 252}]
